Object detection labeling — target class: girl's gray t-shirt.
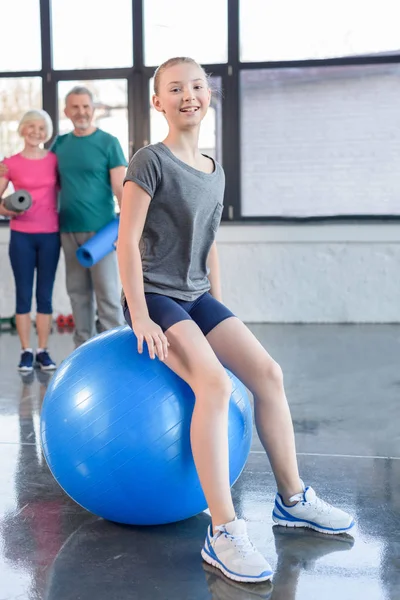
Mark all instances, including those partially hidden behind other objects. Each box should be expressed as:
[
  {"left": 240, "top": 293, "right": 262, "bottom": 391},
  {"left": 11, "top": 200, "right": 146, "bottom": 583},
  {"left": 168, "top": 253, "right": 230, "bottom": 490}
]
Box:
[{"left": 123, "top": 142, "right": 225, "bottom": 301}]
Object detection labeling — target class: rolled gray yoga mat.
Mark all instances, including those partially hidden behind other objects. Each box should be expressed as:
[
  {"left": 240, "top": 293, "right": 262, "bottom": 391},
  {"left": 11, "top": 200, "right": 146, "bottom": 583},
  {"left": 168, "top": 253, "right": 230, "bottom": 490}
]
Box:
[{"left": 2, "top": 190, "right": 32, "bottom": 213}]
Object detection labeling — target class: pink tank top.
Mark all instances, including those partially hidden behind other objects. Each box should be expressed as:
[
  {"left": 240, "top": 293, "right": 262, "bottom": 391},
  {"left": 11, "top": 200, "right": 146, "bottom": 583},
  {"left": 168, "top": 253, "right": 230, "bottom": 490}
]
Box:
[{"left": 3, "top": 152, "right": 59, "bottom": 233}]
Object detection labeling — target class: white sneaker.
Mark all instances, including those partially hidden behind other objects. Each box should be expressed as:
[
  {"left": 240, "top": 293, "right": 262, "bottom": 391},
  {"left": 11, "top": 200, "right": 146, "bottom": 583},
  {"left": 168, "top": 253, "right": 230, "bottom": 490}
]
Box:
[
  {"left": 201, "top": 518, "right": 273, "bottom": 583},
  {"left": 272, "top": 484, "right": 355, "bottom": 534}
]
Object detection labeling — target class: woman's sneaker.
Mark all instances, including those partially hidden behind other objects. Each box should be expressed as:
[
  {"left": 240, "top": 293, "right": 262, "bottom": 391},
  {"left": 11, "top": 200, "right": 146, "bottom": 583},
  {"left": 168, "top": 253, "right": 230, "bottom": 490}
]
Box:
[
  {"left": 35, "top": 349, "right": 57, "bottom": 371},
  {"left": 18, "top": 349, "right": 34, "bottom": 372},
  {"left": 272, "top": 484, "right": 355, "bottom": 534},
  {"left": 201, "top": 518, "right": 273, "bottom": 583}
]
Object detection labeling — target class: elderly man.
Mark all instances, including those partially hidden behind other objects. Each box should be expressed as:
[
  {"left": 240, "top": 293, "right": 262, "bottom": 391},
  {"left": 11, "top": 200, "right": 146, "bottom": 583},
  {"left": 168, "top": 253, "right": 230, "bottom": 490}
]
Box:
[{"left": 52, "top": 86, "right": 126, "bottom": 347}]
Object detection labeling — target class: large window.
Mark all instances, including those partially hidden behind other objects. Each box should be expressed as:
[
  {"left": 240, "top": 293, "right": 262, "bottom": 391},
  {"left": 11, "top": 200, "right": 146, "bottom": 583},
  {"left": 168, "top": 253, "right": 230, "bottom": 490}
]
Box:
[
  {"left": 240, "top": 0, "right": 400, "bottom": 62},
  {"left": 144, "top": 0, "right": 228, "bottom": 66},
  {"left": 0, "top": 0, "right": 41, "bottom": 72},
  {"left": 57, "top": 80, "right": 129, "bottom": 160},
  {"left": 149, "top": 77, "right": 222, "bottom": 162},
  {"left": 0, "top": 78, "right": 42, "bottom": 159},
  {"left": 51, "top": 0, "right": 133, "bottom": 69},
  {"left": 240, "top": 65, "right": 400, "bottom": 217},
  {"left": 1, "top": 0, "right": 400, "bottom": 222}
]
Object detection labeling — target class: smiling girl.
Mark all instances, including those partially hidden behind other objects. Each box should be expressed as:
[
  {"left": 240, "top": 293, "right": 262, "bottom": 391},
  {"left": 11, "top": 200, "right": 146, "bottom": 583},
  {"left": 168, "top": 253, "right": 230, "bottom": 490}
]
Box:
[
  {"left": 117, "top": 57, "right": 354, "bottom": 584},
  {"left": 0, "top": 110, "right": 60, "bottom": 372}
]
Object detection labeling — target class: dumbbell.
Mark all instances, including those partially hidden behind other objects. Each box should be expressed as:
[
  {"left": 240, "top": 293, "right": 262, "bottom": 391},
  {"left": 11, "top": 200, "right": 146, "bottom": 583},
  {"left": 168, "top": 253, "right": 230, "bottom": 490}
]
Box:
[{"left": 56, "top": 315, "right": 67, "bottom": 328}]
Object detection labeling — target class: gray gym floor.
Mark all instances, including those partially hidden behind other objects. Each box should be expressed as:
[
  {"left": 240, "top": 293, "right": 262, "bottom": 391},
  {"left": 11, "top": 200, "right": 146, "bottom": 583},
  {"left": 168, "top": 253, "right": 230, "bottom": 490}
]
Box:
[{"left": 0, "top": 324, "right": 399, "bottom": 600}]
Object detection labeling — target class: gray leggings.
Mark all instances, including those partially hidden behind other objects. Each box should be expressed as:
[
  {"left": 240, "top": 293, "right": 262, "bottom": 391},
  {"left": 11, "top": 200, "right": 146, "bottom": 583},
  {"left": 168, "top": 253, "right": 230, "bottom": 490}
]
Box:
[{"left": 61, "top": 232, "right": 124, "bottom": 347}]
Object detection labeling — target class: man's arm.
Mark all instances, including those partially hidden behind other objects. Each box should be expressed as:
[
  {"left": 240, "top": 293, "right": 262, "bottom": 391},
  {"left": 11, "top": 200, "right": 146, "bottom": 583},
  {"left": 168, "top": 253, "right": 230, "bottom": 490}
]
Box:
[
  {"left": 207, "top": 240, "right": 223, "bottom": 302},
  {"left": 110, "top": 166, "right": 126, "bottom": 209}
]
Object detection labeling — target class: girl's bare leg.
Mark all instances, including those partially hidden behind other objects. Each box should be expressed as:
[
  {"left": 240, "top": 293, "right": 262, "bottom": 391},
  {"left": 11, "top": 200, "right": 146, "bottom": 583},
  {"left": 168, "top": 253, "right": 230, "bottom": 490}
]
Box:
[
  {"left": 207, "top": 317, "right": 302, "bottom": 501},
  {"left": 163, "top": 319, "right": 236, "bottom": 529}
]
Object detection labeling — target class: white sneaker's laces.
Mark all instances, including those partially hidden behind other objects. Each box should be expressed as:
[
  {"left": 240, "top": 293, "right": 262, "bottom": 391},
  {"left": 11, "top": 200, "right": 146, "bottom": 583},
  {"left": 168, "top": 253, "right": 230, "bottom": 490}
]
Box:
[
  {"left": 215, "top": 526, "right": 257, "bottom": 557},
  {"left": 290, "top": 487, "right": 333, "bottom": 515}
]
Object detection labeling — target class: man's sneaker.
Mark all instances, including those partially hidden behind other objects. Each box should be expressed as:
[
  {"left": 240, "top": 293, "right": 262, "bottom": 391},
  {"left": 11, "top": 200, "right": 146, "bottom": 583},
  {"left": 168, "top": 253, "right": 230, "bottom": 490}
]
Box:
[
  {"left": 201, "top": 518, "right": 273, "bottom": 583},
  {"left": 272, "top": 484, "right": 355, "bottom": 534},
  {"left": 18, "top": 350, "right": 34, "bottom": 372},
  {"left": 35, "top": 349, "right": 57, "bottom": 371}
]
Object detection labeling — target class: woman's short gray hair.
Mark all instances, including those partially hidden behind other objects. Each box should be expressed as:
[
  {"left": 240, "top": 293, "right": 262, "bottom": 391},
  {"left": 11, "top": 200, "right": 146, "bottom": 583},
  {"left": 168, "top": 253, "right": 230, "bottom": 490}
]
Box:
[{"left": 17, "top": 109, "right": 53, "bottom": 142}]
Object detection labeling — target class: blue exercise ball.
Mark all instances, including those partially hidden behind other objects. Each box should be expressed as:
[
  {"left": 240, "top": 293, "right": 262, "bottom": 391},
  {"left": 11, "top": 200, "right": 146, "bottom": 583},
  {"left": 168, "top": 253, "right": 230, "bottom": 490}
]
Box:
[{"left": 40, "top": 326, "right": 252, "bottom": 525}]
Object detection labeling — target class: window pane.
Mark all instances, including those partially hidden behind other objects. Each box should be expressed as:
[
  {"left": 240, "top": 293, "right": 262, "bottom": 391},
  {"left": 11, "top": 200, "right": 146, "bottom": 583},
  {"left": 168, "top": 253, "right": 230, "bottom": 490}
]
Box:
[
  {"left": 144, "top": 0, "right": 227, "bottom": 66},
  {"left": 240, "top": 0, "right": 400, "bottom": 62},
  {"left": 0, "top": 1, "right": 41, "bottom": 71},
  {"left": 51, "top": 0, "right": 133, "bottom": 69},
  {"left": 58, "top": 80, "right": 129, "bottom": 160},
  {"left": 240, "top": 65, "right": 400, "bottom": 217},
  {"left": 0, "top": 78, "right": 42, "bottom": 159},
  {"left": 149, "top": 77, "right": 222, "bottom": 163}
]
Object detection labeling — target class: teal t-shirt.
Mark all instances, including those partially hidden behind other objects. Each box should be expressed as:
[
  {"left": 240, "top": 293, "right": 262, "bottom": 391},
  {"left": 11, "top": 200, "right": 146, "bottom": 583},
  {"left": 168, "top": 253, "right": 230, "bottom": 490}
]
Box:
[{"left": 52, "top": 129, "right": 127, "bottom": 233}]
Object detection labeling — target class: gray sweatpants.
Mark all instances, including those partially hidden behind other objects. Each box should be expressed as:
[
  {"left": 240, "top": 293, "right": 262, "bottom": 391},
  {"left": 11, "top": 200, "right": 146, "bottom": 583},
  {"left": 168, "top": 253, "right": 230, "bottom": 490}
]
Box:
[{"left": 61, "top": 232, "right": 124, "bottom": 347}]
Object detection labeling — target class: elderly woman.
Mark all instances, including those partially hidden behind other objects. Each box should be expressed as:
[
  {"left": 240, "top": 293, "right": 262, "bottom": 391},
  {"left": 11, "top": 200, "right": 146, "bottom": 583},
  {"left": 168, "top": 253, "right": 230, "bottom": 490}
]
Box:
[{"left": 0, "top": 109, "right": 60, "bottom": 372}]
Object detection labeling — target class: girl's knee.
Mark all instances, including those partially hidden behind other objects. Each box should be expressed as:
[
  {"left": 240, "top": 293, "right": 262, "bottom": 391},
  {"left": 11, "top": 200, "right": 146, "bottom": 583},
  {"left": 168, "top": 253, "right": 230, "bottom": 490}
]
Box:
[
  {"left": 193, "top": 367, "right": 232, "bottom": 400},
  {"left": 256, "top": 357, "right": 284, "bottom": 388},
  {"left": 268, "top": 359, "right": 284, "bottom": 385}
]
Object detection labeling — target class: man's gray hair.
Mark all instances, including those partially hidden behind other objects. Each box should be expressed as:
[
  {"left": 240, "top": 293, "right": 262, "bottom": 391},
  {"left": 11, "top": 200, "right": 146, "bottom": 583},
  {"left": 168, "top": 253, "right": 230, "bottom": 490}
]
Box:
[{"left": 65, "top": 86, "right": 94, "bottom": 104}]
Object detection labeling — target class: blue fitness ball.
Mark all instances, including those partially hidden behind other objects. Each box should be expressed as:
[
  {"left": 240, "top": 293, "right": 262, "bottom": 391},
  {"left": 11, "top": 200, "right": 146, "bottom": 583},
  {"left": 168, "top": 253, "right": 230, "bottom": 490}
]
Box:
[{"left": 40, "top": 326, "right": 253, "bottom": 525}]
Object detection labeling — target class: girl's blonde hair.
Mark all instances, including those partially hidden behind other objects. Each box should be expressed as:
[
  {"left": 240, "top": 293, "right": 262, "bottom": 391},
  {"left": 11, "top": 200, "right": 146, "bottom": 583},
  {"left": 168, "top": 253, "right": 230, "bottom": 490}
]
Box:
[
  {"left": 18, "top": 109, "right": 53, "bottom": 142},
  {"left": 153, "top": 57, "right": 210, "bottom": 95}
]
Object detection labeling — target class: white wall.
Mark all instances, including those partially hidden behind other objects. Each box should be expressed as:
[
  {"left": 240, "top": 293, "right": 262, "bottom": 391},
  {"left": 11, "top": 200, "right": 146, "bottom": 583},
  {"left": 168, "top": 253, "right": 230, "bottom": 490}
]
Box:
[
  {"left": 1, "top": 223, "right": 399, "bottom": 323},
  {"left": 217, "top": 223, "right": 400, "bottom": 323}
]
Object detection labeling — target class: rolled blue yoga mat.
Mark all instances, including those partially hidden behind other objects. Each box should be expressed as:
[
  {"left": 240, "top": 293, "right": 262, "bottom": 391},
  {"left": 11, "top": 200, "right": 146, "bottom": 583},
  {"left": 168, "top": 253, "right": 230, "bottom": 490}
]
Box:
[{"left": 76, "top": 218, "right": 119, "bottom": 268}]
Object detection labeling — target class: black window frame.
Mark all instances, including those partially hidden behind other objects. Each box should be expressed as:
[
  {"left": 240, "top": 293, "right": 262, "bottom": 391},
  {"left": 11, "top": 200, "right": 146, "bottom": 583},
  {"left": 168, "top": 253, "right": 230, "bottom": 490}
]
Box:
[{"left": 0, "top": 0, "right": 399, "bottom": 223}]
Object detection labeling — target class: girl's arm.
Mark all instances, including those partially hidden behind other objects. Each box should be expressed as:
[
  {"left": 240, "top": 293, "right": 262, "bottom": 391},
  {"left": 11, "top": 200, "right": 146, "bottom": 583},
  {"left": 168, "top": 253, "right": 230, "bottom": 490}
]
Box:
[
  {"left": 207, "top": 241, "right": 223, "bottom": 302},
  {"left": 117, "top": 181, "right": 169, "bottom": 359},
  {"left": 117, "top": 181, "right": 149, "bottom": 320}
]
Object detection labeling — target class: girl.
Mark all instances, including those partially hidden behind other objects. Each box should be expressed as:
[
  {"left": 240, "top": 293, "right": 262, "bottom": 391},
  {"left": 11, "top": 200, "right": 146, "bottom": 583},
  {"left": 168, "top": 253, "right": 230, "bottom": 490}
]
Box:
[
  {"left": 117, "top": 57, "right": 354, "bottom": 584},
  {"left": 0, "top": 110, "right": 60, "bottom": 373}
]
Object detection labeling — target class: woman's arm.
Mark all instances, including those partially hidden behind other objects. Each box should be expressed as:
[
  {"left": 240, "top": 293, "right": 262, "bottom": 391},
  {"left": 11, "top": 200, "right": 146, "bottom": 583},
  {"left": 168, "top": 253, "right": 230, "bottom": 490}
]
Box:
[
  {"left": 0, "top": 176, "right": 18, "bottom": 217},
  {"left": 117, "top": 181, "right": 169, "bottom": 359},
  {"left": 207, "top": 240, "right": 223, "bottom": 302},
  {"left": 0, "top": 176, "right": 9, "bottom": 197}
]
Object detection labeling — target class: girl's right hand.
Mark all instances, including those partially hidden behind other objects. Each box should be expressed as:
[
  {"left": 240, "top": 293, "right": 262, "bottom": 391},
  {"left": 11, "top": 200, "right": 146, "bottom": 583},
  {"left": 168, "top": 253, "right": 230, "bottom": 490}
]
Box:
[
  {"left": 0, "top": 162, "right": 8, "bottom": 177},
  {"left": 131, "top": 316, "right": 169, "bottom": 361}
]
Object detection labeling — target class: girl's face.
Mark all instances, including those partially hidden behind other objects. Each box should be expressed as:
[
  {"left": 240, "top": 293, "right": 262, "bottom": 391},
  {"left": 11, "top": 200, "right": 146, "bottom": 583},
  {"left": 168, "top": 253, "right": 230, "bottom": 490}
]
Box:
[
  {"left": 21, "top": 119, "right": 47, "bottom": 146},
  {"left": 153, "top": 62, "right": 211, "bottom": 130}
]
